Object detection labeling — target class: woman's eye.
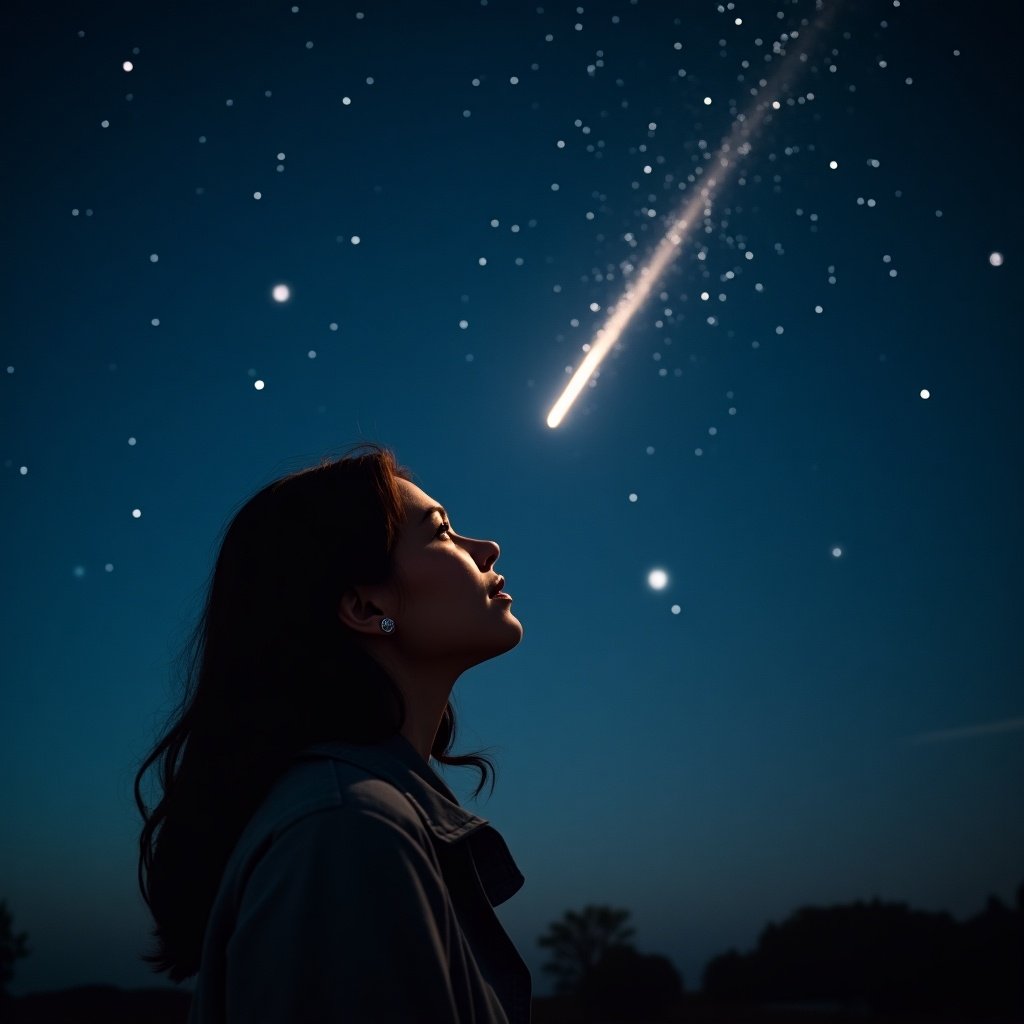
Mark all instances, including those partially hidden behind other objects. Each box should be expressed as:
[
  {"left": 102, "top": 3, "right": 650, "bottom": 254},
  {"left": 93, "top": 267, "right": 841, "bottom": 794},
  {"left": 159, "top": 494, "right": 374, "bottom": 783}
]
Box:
[{"left": 436, "top": 521, "right": 452, "bottom": 538}]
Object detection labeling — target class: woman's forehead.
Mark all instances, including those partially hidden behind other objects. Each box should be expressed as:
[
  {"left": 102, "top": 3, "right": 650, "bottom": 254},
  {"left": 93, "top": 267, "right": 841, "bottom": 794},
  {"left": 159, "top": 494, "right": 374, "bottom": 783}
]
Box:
[{"left": 398, "top": 478, "right": 440, "bottom": 517}]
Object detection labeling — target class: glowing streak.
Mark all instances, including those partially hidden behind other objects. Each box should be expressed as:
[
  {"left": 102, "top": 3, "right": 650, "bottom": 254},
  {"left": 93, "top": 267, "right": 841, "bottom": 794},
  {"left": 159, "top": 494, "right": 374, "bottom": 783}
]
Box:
[{"left": 546, "top": 2, "right": 841, "bottom": 430}]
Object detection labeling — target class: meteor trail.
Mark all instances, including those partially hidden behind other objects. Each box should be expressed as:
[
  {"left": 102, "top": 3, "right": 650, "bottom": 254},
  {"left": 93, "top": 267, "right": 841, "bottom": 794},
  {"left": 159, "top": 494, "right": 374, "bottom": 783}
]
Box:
[{"left": 546, "top": 1, "right": 840, "bottom": 430}]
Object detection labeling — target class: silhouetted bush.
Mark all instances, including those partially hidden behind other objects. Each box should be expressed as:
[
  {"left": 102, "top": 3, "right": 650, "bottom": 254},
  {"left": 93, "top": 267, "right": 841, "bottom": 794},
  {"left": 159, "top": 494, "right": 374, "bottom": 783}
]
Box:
[
  {"left": 0, "top": 899, "right": 31, "bottom": 1007},
  {"left": 578, "top": 944, "right": 684, "bottom": 1021}
]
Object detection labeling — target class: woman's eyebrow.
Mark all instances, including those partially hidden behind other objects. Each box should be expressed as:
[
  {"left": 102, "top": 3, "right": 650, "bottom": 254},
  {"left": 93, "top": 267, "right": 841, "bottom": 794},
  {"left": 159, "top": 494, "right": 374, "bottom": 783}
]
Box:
[{"left": 420, "top": 505, "right": 447, "bottom": 524}]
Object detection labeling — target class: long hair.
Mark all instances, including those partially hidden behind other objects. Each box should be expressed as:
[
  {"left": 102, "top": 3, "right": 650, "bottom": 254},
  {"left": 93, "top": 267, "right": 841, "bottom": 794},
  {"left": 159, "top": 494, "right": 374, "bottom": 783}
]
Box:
[{"left": 133, "top": 442, "right": 497, "bottom": 983}]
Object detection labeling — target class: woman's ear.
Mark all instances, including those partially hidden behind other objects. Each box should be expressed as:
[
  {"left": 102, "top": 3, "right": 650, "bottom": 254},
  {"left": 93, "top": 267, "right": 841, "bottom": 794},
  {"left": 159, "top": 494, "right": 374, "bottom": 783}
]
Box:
[{"left": 337, "top": 586, "right": 386, "bottom": 635}]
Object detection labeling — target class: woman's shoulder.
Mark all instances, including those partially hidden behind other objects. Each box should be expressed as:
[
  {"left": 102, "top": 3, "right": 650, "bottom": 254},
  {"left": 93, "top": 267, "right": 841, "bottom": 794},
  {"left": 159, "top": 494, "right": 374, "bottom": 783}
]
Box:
[{"left": 223, "top": 763, "right": 440, "bottom": 910}]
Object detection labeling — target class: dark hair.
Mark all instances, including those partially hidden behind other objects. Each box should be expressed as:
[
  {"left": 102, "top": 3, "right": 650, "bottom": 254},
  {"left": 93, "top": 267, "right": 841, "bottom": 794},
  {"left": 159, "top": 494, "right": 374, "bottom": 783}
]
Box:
[{"left": 133, "top": 441, "right": 497, "bottom": 983}]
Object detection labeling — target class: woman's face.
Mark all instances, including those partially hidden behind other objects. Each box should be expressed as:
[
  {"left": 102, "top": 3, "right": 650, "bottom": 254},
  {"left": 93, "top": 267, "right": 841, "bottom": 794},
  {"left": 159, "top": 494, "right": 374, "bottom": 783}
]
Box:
[{"left": 376, "top": 477, "right": 523, "bottom": 669}]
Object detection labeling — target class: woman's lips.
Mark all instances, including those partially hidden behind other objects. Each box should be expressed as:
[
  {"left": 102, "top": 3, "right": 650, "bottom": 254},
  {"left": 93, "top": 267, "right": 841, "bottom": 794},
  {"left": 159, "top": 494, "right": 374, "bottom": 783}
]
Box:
[{"left": 491, "top": 591, "right": 513, "bottom": 601}]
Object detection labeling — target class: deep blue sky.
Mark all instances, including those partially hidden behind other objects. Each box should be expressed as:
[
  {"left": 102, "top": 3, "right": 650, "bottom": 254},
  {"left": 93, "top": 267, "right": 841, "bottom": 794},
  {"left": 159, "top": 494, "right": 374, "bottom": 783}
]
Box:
[{"left": 2, "top": 0, "right": 1021, "bottom": 1000}]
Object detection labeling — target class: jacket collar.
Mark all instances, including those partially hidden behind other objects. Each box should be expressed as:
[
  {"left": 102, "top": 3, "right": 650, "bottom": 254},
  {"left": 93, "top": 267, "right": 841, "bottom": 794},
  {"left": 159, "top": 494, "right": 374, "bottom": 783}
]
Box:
[
  {"left": 292, "top": 731, "right": 491, "bottom": 843},
  {"left": 291, "top": 731, "right": 525, "bottom": 907}
]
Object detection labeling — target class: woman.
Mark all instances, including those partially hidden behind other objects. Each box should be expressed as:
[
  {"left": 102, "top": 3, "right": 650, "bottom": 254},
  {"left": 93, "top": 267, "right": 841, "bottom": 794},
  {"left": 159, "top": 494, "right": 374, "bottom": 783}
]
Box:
[{"left": 134, "top": 442, "right": 531, "bottom": 1023}]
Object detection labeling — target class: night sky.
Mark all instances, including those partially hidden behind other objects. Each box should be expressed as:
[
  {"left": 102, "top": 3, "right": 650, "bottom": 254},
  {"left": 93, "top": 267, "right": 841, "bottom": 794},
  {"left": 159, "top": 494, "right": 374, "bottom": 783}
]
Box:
[{"left": 2, "top": 0, "right": 1021, "bottom": 1001}]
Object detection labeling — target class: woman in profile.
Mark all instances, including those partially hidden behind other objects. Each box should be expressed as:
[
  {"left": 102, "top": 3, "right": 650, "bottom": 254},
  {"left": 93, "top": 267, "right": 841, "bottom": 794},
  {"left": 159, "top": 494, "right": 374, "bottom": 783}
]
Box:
[{"left": 134, "top": 442, "right": 531, "bottom": 1023}]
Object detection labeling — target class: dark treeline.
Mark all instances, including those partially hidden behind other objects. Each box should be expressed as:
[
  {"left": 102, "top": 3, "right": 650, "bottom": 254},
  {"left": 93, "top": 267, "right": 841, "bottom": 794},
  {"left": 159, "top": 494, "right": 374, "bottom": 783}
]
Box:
[
  {"left": 533, "top": 882, "right": 1024, "bottom": 1022},
  {"left": 698, "top": 881, "right": 1024, "bottom": 1019},
  {"left": 2, "top": 881, "right": 1022, "bottom": 1022}
]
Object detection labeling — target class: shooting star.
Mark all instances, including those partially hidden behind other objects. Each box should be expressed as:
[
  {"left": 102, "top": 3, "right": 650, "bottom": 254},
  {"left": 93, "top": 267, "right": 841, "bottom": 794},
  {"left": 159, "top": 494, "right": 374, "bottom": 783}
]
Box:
[
  {"left": 546, "top": 0, "right": 841, "bottom": 430},
  {"left": 906, "top": 716, "right": 1024, "bottom": 746}
]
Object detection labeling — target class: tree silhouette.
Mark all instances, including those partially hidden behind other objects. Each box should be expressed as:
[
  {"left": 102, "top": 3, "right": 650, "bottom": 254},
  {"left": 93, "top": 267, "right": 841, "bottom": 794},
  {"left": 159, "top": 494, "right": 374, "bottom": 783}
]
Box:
[
  {"left": 0, "top": 899, "right": 31, "bottom": 1002},
  {"left": 537, "top": 904, "right": 637, "bottom": 995}
]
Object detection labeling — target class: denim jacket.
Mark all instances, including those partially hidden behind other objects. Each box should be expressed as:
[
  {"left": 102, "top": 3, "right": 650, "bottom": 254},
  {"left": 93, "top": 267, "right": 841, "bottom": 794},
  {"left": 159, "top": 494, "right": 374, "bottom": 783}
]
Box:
[{"left": 187, "top": 731, "right": 532, "bottom": 1023}]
